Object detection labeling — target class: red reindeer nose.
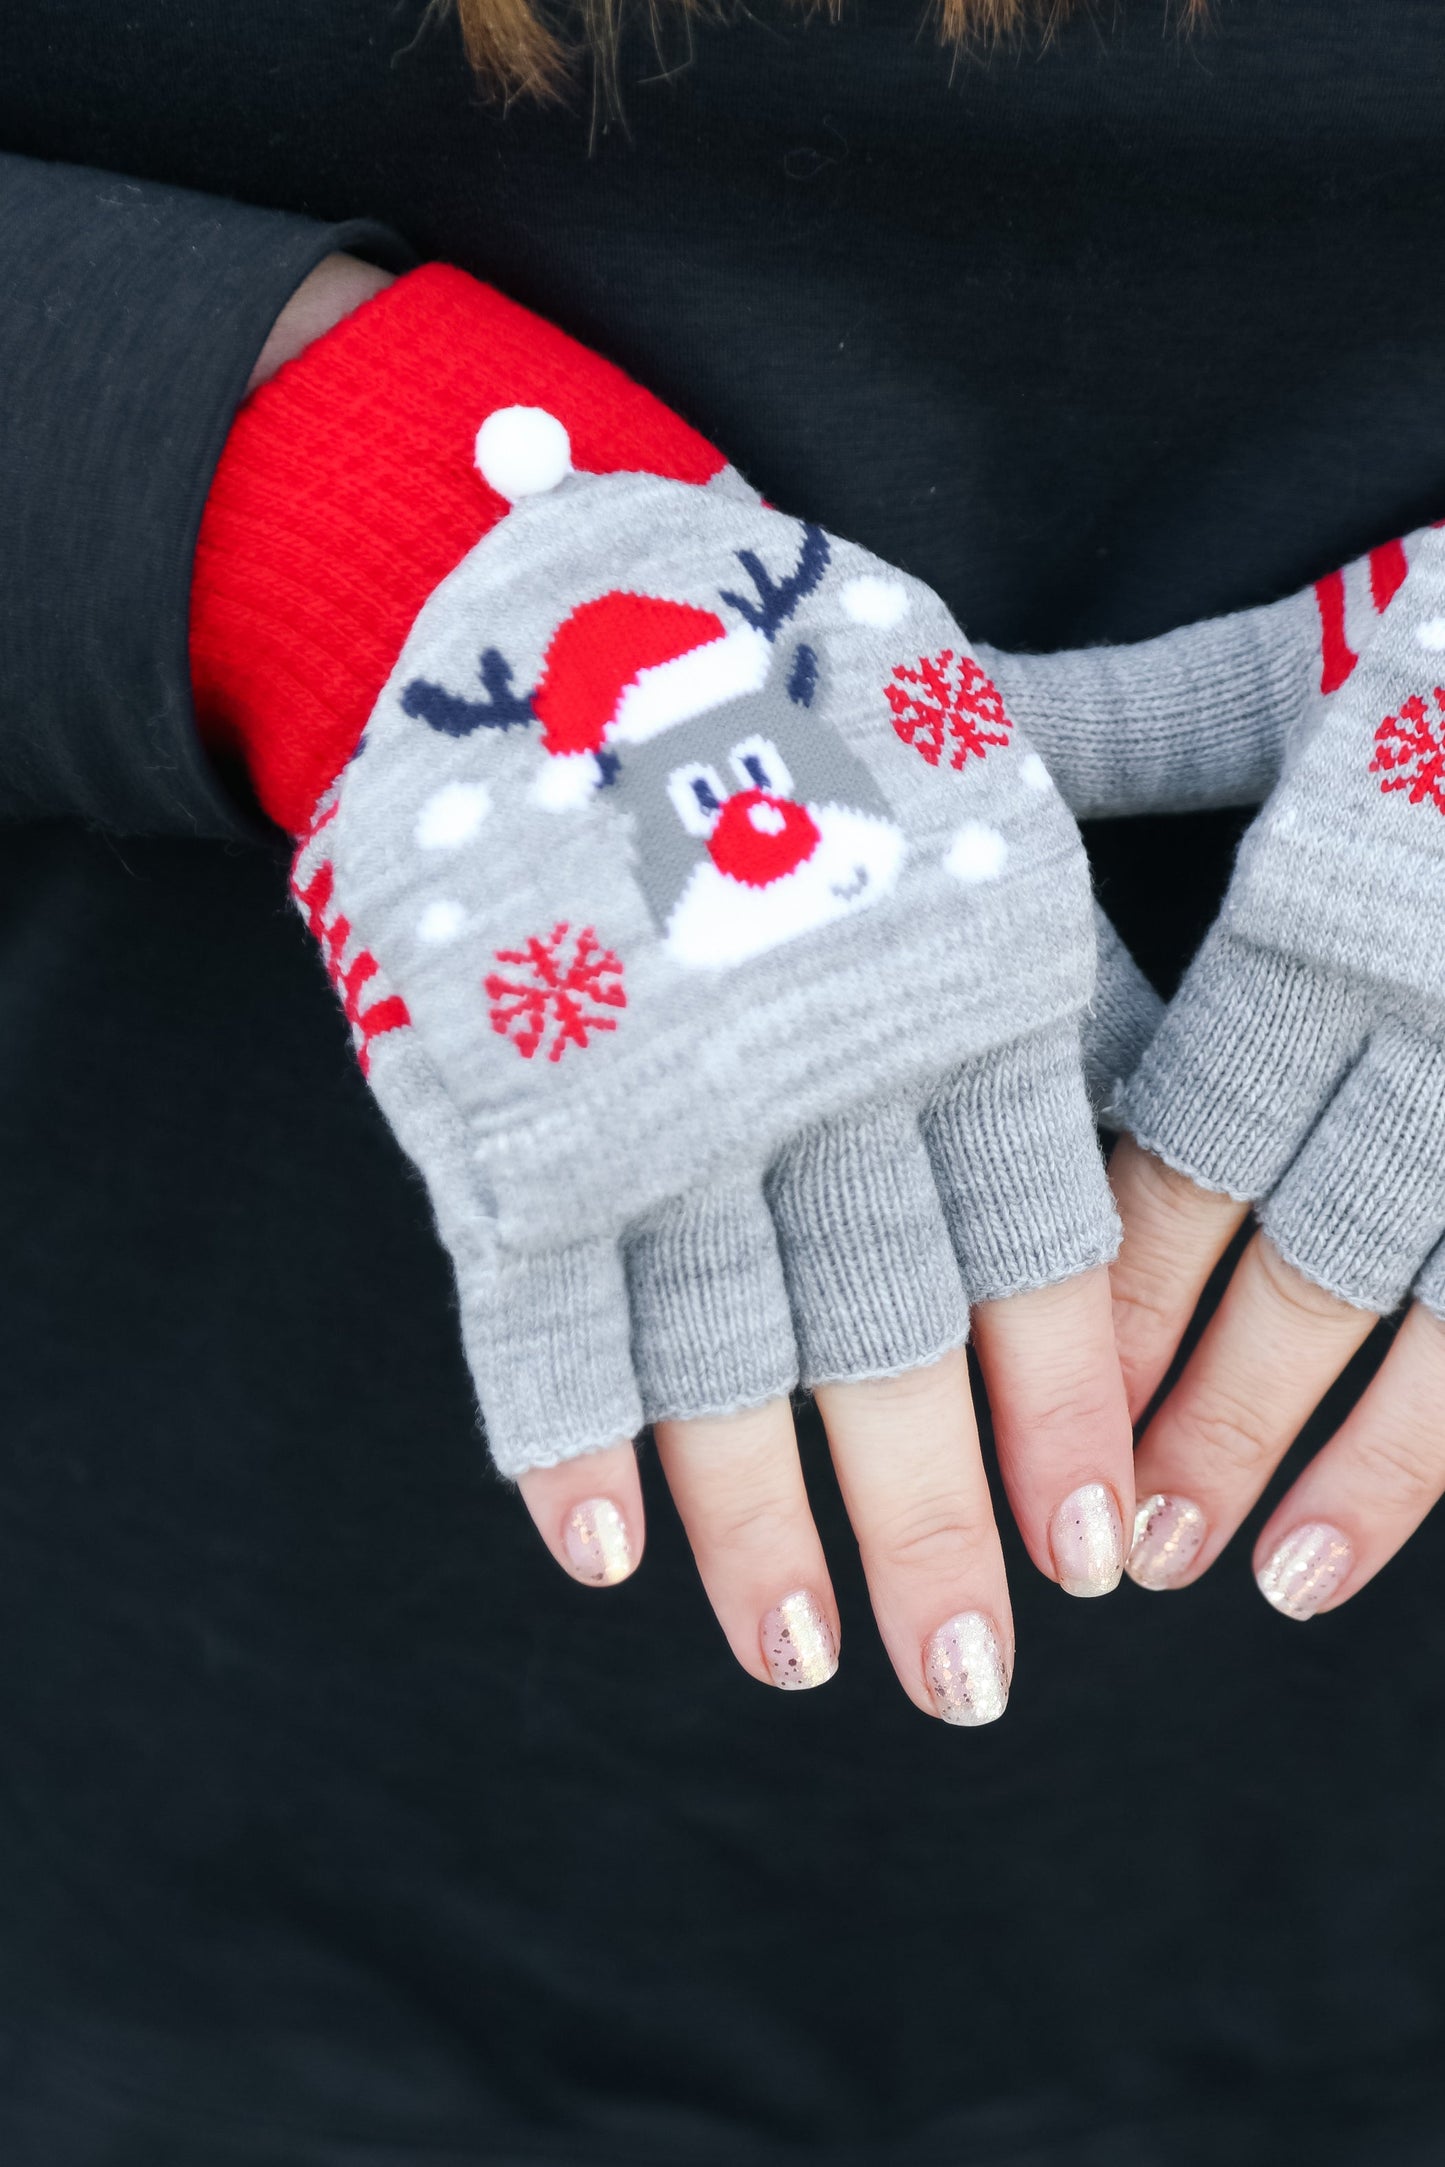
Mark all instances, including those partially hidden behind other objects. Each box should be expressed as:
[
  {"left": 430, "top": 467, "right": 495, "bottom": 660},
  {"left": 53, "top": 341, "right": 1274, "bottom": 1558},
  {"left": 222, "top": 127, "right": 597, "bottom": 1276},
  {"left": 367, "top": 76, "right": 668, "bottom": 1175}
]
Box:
[{"left": 707, "top": 790, "right": 821, "bottom": 889}]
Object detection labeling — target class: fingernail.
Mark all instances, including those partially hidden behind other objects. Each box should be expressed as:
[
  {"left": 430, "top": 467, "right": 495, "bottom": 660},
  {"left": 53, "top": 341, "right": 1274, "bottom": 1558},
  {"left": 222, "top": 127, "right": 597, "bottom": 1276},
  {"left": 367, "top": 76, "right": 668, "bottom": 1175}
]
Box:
[
  {"left": 1256, "top": 1522, "right": 1354, "bottom": 1621},
  {"left": 760, "top": 1589, "right": 838, "bottom": 1690},
  {"left": 925, "top": 1612, "right": 1010, "bottom": 1727},
  {"left": 1049, "top": 1482, "right": 1125, "bottom": 1597},
  {"left": 1127, "top": 1493, "right": 1207, "bottom": 1591},
  {"left": 563, "top": 1498, "right": 633, "bottom": 1586}
]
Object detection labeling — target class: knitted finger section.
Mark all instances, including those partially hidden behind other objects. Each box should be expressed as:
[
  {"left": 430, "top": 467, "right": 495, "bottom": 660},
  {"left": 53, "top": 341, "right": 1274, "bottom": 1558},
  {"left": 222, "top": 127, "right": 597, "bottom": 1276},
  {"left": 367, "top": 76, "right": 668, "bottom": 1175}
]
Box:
[{"left": 1118, "top": 527, "right": 1445, "bottom": 1316}]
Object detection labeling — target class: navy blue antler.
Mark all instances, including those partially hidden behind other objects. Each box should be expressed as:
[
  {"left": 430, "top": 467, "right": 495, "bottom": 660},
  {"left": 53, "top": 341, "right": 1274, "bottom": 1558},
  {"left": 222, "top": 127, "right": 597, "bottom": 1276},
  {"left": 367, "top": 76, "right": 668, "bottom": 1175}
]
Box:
[
  {"left": 719, "top": 523, "right": 830, "bottom": 641},
  {"left": 401, "top": 648, "right": 535, "bottom": 738}
]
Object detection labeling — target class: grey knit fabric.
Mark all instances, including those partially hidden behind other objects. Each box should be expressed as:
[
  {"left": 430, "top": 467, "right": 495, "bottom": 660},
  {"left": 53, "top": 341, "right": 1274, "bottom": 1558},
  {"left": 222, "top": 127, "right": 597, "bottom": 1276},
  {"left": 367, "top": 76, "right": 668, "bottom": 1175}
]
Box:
[
  {"left": 298, "top": 430, "right": 1124, "bottom": 1473},
  {"left": 1113, "top": 528, "right": 1445, "bottom": 1313},
  {"left": 977, "top": 587, "right": 1318, "bottom": 820},
  {"left": 1085, "top": 906, "right": 1163, "bottom": 1125}
]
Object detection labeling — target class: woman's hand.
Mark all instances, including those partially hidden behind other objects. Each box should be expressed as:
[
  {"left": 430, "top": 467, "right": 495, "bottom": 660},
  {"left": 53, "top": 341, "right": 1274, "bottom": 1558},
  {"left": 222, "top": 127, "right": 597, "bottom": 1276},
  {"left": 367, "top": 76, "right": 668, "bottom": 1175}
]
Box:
[
  {"left": 518, "top": 1264, "right": 1133, "bottom": 1720},
  {"left": 216, "top": 256, "right": 1156, "bottom": 1723},
  {"left": 1112, "top": 1138, "right": 1445, "bottom": 1617}
]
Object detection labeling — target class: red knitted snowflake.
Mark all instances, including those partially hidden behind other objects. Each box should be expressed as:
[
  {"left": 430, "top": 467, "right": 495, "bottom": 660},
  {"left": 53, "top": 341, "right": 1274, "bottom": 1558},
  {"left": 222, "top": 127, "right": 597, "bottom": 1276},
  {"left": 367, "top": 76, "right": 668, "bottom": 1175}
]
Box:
[
  {"left": 486, "top": 922, "right": 627, "bottom": 1062},
  {"left": 1370, "top": 687, "right": 1445, "bottom": 814},
  {"left": 885, "top": 650, "right": 1013, "bottom": 770}
]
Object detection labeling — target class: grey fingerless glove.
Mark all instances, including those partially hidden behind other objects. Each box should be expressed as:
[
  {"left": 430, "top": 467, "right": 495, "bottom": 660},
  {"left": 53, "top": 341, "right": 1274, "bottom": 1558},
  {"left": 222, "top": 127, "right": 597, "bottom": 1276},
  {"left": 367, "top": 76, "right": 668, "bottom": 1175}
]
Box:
[
  {"left": 303, "top": 413, "right": 1126, "bottom": 1473},
  {"left": 1090, "top": 529, "right": 1445, "bottom": 1316}
]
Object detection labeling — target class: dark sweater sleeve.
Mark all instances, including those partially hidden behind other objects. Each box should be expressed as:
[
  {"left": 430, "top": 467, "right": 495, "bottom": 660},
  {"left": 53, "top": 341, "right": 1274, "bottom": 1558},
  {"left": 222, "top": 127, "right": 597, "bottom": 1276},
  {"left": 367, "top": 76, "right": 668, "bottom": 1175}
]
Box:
[{"left": 0, "top": 153, "right": 410, "bottom": 838}]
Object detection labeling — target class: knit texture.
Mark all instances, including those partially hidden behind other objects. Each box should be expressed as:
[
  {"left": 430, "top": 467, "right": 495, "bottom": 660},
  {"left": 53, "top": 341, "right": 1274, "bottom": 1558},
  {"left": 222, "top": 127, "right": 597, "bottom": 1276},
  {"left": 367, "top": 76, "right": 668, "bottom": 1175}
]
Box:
[
  {"left": 1121, "top": 525, "right": 1445, "bottom": 1313},
  {"left": 979, "top": 534, "right": 1422, "bottom": 822},
  {"left": 309, "top": 452, "right": 1121, "bottom": 1471},
  {"left": 190, "top": 264, "right": 723, "bottom": 834},
  {"left": 978, "top": 591, "right": 1317, "bottom": 819},
  {"left": 193, "top": 265, "right": 1158, "bottom": 1473}
]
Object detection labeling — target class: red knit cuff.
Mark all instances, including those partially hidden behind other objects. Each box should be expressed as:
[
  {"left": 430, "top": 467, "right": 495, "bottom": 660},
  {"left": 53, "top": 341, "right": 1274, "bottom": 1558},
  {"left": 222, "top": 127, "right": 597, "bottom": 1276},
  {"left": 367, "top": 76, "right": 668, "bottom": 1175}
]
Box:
[{"left": 190, "top": 263, "right": 725, "bottom": 835}]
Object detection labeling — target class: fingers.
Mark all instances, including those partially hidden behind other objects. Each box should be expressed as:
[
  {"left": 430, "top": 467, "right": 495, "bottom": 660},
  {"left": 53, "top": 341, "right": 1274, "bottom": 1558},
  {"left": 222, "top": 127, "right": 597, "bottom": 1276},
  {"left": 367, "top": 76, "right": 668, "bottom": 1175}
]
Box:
[
  {"left": 970, "top": 1266, "right": 1134, "bottom": 1596},
  {"left": 516, "top": 1441, "right": 646, "bottom": 1587},
  {"left": 816, "top": 1349, "right": 1012, "bottom": 1726},
  {"left": 653, "top": 1398, "right": 840, "bottom": 1690},
  {"left": 1120, "top": 930, "right": 1371, "bottom": 1206},
  {"left": 765, "top": 1097, "right": 967, "bottom": 1386},
  {"left": 1108, "top": 930, "right": 1372, "bottom": 1415},
  {"left": 1260, "top": 1016, "right": 1445, "bottom": 1314},
  {"left": 1250, "top": 1302, "right": 1445, "bottom": 1619},
  {"left": 767, "top": 1098, "right": 1010, "bottom": 1722},
  {"left": 1108, "top": 1135, "right": 1251, "bottom": 1420},
  {"left": 1120, "top": 1018, "right": 1445, "bottom": 1603},
  {"left": 922, "top": 1022, "right": 1119, "bottom": 1302},
  {"left": 1126, "top": 1230, "right": 1375, "bottom": 1592},
  {"left": 626, "top": 1176, "right": 796, "bottom": 1421}
]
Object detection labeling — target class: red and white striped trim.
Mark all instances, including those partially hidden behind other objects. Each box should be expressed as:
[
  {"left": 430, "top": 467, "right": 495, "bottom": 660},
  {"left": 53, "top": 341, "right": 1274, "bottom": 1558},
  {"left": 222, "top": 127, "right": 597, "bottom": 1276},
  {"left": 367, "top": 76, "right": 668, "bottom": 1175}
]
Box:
[
  {"left": 1313, "top": 536, "right": 1411, "bottom": 696},
  {"left": 290, "top": 791, "right": 410, "bottom": 1076}
]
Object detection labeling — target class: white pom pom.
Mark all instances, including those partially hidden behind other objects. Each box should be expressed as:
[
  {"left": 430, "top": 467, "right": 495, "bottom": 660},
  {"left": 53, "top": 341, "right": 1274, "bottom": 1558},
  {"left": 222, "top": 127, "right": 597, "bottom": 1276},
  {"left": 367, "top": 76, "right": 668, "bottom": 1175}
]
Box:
[
  {"left": 944, "top": 822, "right": 1008, "bottom": 884},
  {"left": 532, "top": 752, "right": 598, "bottom": 810},
  {"left": 840, "top": 575, "right": 908, "bottom": 628},
  {"left": 475, "top": 407, "right": 572, "bottom": 501}
]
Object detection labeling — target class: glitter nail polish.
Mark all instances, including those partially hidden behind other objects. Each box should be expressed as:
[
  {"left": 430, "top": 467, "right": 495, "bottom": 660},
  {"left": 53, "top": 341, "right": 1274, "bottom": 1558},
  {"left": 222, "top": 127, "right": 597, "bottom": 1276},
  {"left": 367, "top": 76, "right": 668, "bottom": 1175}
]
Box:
[
  {"left": 1127, "top": 1493, "right": 1207, "bottom": 1592},
  {"left": 925, "top": 1612, "right": 1010, "bottom": 1727},
  {"left": 564, "top": 1498, "right": 633, "bottom": 1585},
  {"left": 1049, "top": 1481, "right": 1125, "bottom": 1598},
  {"left": 1256, "top": 1522, "right": 1353, "bottom": 1621},
  {"left": 760, "top": 1590, "right": 838, "bottom": 1690}
]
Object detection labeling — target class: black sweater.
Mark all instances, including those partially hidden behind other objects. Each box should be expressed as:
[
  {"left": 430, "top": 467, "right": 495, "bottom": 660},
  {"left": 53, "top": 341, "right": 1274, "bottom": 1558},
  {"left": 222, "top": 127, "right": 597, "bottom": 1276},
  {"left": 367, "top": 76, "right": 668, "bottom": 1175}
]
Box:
[{"left": 4, "top": 5, "right": 1445, "bottom": 2163}]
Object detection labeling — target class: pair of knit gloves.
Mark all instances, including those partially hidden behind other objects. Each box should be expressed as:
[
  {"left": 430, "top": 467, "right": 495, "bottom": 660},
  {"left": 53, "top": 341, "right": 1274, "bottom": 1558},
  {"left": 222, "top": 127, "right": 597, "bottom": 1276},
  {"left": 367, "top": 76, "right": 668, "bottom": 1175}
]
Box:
[{"left": 192, "top": 265, "right": 1445, "bottom": 1478}]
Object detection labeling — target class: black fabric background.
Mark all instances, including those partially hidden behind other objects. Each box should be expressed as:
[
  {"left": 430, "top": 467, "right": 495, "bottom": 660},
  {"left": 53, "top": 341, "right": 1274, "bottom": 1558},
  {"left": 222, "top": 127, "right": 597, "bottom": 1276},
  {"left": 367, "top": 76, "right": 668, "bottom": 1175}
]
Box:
[{"left": 4, "top": 3, "right": 1445, "bottom": 2160}]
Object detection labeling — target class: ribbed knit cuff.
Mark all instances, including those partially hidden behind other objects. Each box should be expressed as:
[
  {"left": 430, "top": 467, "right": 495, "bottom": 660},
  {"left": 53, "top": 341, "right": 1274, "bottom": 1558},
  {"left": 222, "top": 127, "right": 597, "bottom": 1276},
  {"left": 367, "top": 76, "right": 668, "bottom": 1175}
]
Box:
[{"left": 190, "top": 263, "right": 725, "bottom": 834}]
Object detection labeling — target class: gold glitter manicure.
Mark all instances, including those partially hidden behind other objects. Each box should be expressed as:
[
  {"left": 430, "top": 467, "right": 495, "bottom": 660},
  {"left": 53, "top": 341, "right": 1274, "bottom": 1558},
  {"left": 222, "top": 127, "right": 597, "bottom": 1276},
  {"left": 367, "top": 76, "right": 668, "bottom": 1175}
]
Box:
[
  {"left": 564, "top": 1498, "right": 633, "bottom": 1586},
  {"left": 760, "top": 1589, "right": 838, "bottom": 1690},
  {"left": 925, "top": 1612, "right": 1009, "bottom": 1727},
  {"left": 1127, "top": 1493, "right": 1207, "bottom": 1592},
  {"left": 1049, "top": 1481, "right": 1125, "bottom": 1598},
  {"left": 1256, "top": 1521, "right": 1353, "bottom": 1621}
]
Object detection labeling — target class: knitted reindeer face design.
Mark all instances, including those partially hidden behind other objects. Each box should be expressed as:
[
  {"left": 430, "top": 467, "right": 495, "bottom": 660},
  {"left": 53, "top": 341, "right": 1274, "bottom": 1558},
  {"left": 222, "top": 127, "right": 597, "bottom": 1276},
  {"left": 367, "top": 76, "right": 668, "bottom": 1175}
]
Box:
[
  {"left": 401, "top": 458, "right": 906, "bottom": 968},
  {"left": 306, "top": 409, "right": 1101, "bottom": 1450}
]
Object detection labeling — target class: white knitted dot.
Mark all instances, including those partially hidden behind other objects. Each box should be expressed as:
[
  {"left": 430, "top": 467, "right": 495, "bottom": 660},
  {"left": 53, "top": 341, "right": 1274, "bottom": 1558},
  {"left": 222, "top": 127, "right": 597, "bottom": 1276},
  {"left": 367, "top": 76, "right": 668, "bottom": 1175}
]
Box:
[
  {"left": 840, "top": 575, "right": 908, "bottom": 628},
  {"left": 1417, "top": 617, "right": 1445, "bottom": 650},
  {"left": 415, "top": 780, "right": 491, "bottom": 849},
  {"left": 533, "top": 752, "right": 598, "bottom": 810},
  {"left": 1272, "top": 804, "right": 1299, "bottom": 837},
  {"left": 1019, "top": 752, "right": 1053, "bottom": 792},
  {"left": 945, "top": 822, "right": 1008, "bottom": 884},
  {"left": 418, "top": 898, "right": 466, "bottom": 944},
  {"left": 475, "top": 407, "right": 572, "bottom": 500}
]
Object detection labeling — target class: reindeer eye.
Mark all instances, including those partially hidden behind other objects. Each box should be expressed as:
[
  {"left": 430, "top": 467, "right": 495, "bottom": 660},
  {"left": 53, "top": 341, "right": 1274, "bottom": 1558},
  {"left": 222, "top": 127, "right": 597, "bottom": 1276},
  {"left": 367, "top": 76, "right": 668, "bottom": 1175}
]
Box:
[
  {"left": 667, "top": 762, "right": 729, "bottom": 838},
  {"left": 787, "top": 643, "right": 818, "bottom": 709},
  {"left": 730, "top": 735, "right": 792, "bottom": 797}
]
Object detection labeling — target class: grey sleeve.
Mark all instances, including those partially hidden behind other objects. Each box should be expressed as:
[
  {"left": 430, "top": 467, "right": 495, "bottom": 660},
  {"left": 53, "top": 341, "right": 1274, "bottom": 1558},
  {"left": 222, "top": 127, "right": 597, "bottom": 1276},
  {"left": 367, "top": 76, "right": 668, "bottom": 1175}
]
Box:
[
  {"left": 0, "top": 153, "right": 407, "bottom": 837},
  {"left": 976, "top": 587, "right": 1319, "bottom": 820}
]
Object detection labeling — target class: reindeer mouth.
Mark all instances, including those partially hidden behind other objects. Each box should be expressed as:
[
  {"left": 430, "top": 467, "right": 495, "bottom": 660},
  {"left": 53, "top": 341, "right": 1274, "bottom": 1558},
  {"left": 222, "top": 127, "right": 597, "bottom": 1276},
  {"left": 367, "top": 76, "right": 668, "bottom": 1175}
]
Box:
[{"left": 829, "top": 865, "right": 871, "bottom": 902}]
